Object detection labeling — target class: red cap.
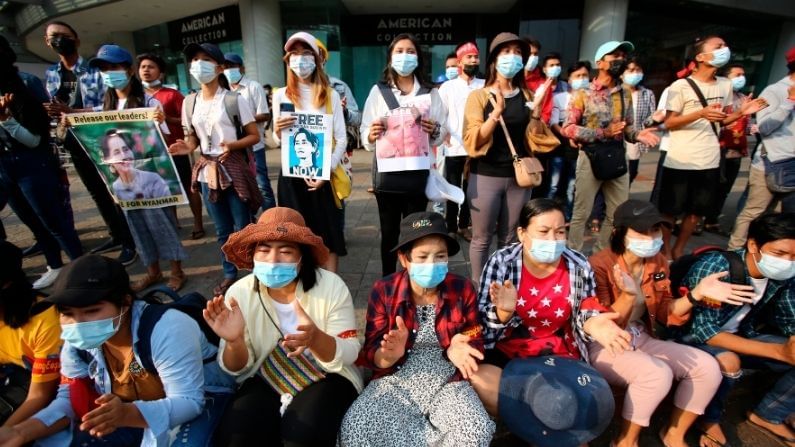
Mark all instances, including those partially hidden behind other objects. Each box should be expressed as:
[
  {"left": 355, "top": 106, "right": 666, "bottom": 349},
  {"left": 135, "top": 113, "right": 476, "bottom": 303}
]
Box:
[{"left": 787, "top": 46, "right": 795, "bottom": 64}]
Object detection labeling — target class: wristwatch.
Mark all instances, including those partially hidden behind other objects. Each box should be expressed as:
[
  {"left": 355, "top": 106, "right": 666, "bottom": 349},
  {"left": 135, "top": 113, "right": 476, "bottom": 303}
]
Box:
[{"left": 686, "top": 291, "right": 700, "bottom": 306}]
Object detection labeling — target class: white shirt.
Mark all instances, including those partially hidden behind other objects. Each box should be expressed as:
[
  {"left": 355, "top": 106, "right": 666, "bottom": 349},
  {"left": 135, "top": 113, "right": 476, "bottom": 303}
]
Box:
[
  {"left": 550, "top": 90, "right": 571, "bottom": 126},
  {"left": 271, "top": 84, "right": 347, "bottom": 170},
  {"left": 656, "top": 87, "right": 671, "bottom": 152},
  {"left": 232, "top": 76, "right": 270, "bottom": 151},
  {"left": 360, "top": 76, "right": 448, "bottom": 153},
  {"left": 181, "top": 87, "right": 255, "bottom": 182},
  {"left": 438, "top": 76, "right": 484, "bottom": 157},
  {"left": 271, "top": 300, "right": 299, "bottom": 335},
  {"left": 720, "top": 276, "right": 768, "bottom": 333}
]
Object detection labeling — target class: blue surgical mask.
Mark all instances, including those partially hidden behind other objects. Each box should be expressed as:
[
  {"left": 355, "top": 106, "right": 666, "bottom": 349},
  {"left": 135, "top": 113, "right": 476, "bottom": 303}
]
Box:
[
  {"left": 391, "top": 53, "right": 418, "bottom": 77},
  {"left": 289, "top": 55, "right": 316, "bottom": 79},
  {"left": 528, "top": 239, "right": 566, "bottom": 264},
  {"left": 525, "top": 55, "right": 539, "bottom": 71},
  {"left": 496, "top": 54, "right": 524, "bottom": 79},
  {"left": 224, "top": 67, "right": 243, "bottom": 84},
  {"left": 61, "top": 307, "right": 127, "bottom": 350},
  {"left": 101, "top": 70, "right": 130, "bottom": 90},
  {"left": 731, "top": 75, "right": 746, "bottom": 91},
  {"left": 253, "top": 260, "right": 300, "bottom": 289},
  {"left": 755, "top": 252, "right": 795, "bottom": 281},
  {"left": 626, "top": 236, "right": 663, "bottom": 258},
  {"left": 409, "top": 262, "right": 448, "bottom": 288},
  {"left": 623, "top": 72, "right": 644, "bottom": 87},
  {"left": 708, "top": 47, "right": 731, "bottom": 68},
  {"left": 141, "top": 79, "right": 161, "bottom": 89},
  {"left": 445, "top": 67, "right": 459, "bottom": 80},
  {"left": 544, "top": 66, "right": 562, "bottom": 79},
  {"left": 571, "top": 78, "right": 590, "bottom": 90},
  {"left": 190, "top": 60, "right": 219, "bottom": 85}
]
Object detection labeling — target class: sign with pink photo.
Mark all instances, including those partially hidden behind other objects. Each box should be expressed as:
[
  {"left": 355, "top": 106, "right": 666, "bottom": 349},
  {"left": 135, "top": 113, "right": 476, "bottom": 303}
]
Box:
[{"left": 375, "top": 95, "right": 432, "bottom": 173}]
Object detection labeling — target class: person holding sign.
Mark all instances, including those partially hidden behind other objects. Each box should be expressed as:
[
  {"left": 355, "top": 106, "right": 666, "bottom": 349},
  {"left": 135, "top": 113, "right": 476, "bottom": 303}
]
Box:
[
  {"left": 360, "top": 33, "right": 448, "bottom": 276},
  {"left": 273, "top": 31, "right": 348, "bottom": 273},
  {"left": 89, "top": 45, "right": 188, "bottom": 293}
]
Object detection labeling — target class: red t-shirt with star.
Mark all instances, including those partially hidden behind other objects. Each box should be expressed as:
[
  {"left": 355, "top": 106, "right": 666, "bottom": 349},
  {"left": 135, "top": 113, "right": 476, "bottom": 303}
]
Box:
[{"left": 496, "top": 260, "right": 581, "bottom": 360}]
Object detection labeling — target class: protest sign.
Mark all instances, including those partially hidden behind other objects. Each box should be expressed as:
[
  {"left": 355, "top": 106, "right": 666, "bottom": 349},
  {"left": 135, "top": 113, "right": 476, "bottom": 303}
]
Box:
[
  {"left": 281, "top": 112, "right": 333, "bottom": 181},
  {"left": 376, "top": 94, "right": 432, "bottom": 173}
]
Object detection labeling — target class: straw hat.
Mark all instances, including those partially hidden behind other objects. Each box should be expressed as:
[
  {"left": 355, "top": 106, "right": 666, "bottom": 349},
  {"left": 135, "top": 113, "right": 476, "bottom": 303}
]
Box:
[{"left": 222, "top": 207, "right": 329, "bottom": 269}]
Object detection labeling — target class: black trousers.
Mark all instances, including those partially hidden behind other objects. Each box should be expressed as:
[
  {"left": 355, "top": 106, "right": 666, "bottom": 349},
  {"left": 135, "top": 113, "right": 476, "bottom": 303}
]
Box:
[
  {"left": 375, "top": 192, "right": 428, "bottom": 275},
  {"left": 706, "top": 156, "right": 742, "bottom": 223},
  {"left": 65, "top": 132, "right": 134, "bottom": 248},
  {"left": 444, "top": 156, "right": 470, "bottom": 232},
  {"left": 214, "top": 374, "right": 358, "bottom": 447}
]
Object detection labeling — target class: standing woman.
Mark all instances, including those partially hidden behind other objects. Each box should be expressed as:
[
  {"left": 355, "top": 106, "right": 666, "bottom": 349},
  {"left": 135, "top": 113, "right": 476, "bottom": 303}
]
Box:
[
  {"left": 168, "top": 43, "right": 262, "bottom": 296},
  {"left": 89, "top": 45, "right": 187, "bottom": 292},
  {"left": 463, "top": 33, "right": 547, "bottom": 281},
  {"left": 272, "top": 32, "right": 347, "bottom": 273},
  {"left": 360, "top": 33, "right": 447, "bottom": 276}
]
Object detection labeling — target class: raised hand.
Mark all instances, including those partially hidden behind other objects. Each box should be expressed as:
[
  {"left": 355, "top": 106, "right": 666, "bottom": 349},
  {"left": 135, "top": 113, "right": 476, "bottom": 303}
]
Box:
[
  {"left": 379, "top": 315, "right": 409, "bottom": 364},
  {"left": 420, "top": 118, "right": 437, "bottom": 135},
  {"left": 489, "top": 280, "right": 517, "bottom": 313},
  {"left": 274, "top": 115, "right": 297, "bottom": 133},
  {"left": 612, "top": 264, "right": 638, "bottom": 297},
  {"left": 282, "top": 300, "right": 319, "bottom": 358},
  {"left": 740, "top": 95, "right": 768, "bottom": 116},
  {"left": 583, "top": 312, "right": 632, "bottom": 356},
  {"left": 447, "top": 333, "right": 484, "bottom": 379},
  {"left": 203, "top": 296, "right": 246, "bottom": 343},
  {"left": 691, "top": 271, "right": 756, "bottom": 306},
  {"left": 369, "top": 121, "right": 385, "bottom": 142},
  {"left": 701, "top": 104, "right": 727, "bottom": 122}
]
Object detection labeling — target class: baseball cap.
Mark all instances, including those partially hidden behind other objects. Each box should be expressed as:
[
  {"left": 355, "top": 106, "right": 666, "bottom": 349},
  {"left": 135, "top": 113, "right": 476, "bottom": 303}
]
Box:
[
  {"left": 613, "top": 199, "right": 672, "bottom": 232},
  {"left": 392, "top": 212, "right": 460, "bottom": 256},
  {"left": 284, "top": 31, "right": 320, "bottom": 56},
  {"left": 45, "top": 255, "right": 130, "bottom": 308},
  {"left": 786, "top": 46, "right": 795, "bottom": 64},
  {"left": 594, "top": 40, "right": 634, "bottom": 61},
  {"left": 183, "top": 42, "right": 225, "bottom": 65},
  {"left": 88, "top": 44, "right": 133, "bottom": 68},
  {"left": 224, "top": 52, "right": 244, "bottom": 66}
]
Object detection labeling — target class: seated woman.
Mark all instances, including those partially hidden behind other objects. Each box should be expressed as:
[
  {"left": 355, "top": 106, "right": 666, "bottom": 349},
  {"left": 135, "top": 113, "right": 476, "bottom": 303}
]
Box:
[
  {"left": 339, "top": 212, "right": 495, "bottom": 446},
  {"left": 0, "top": 242, "right": 61, "bottom": 428},
  {"left": 589, "top": 200, "right": 742, "bottom": 447},
  {"left": 469, "top": 198, "right": 630, "bottom": 446},
  {"left": 203, "top": 207, "right": 361, "bottom": 447},
  {"left": 0, "top": 255, "right": 235, "bottom": 447}
]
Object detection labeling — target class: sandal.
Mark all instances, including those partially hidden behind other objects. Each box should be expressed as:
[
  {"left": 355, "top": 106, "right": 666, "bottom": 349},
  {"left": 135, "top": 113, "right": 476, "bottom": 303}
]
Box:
[
  {"left": 131, "top": 273, "right": 164, "bottom": 293},
  {"left": 191, "top": 229, "right": 206, "bottom": 240},
  {"left": 698, "top": 430, "right": 729, "bottom": 447},
  {"left": 213, "top": 278, "right": 236, "bottom": 297},
  {"left": 167, "top": 271, "right": 187, "bottom": 292},
  {"left": 746, "top": 412, "right": 795, "bottom": 447}
]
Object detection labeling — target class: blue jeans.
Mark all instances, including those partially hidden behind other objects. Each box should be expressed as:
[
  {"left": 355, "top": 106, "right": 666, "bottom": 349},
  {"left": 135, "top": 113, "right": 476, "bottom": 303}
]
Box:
[
  {"left": 253, "top": 149, "right": 276, "bottom": 212},
  {"left": 171, "top": 392, "right": 232, "bottom": 446},
  {"left": 695, "top": 334, "right": 794, "bottom": 424},
  {"left": 200, "top": 183, "right": 252, "bottom": 279},
  {"left": 545, "top": 155, "right": 565, "bottom": 199},
  {"left": 70, "top": 427, "right": 143, "bottom": 446},
  {"left": 0, "top": 150, "right": 83, "bottom": 268}
]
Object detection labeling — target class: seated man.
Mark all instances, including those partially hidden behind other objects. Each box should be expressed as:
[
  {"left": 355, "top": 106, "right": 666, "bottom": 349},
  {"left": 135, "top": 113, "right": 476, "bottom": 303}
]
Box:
[{"left": 678, "top": 212, "right": 795, "bottom": 447}]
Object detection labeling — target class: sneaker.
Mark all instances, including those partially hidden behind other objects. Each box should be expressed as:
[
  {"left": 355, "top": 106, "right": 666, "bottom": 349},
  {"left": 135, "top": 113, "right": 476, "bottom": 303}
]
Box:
[
  {"left": 33, "top": 267, "right": 61, "bottom": 289},
  {"left": 22, "top": 243, "right": 43, "bottom": 258},
  {"left": 90, "top": 239, "right": 122, "bottom": 254},
  {"left": 117, "top": 247, "right": 138, "bottom": 266}
]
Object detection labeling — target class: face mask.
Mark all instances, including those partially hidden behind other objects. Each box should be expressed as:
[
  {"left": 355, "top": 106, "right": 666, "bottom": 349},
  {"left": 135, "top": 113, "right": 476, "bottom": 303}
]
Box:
[
  {"left": 626, "top": 236, "right": 663, "bottom": 258},
  {"left": 141, "top": 79, "right": 161, "bottom": 89},
  {"left": 571, "top": 78, "right": 590, "bottom": 90},
  {"left": 708, "top": 47, "right": 731, "bottom": 68},
  {"left": 61, "top": 308, "right": 127, "bottom": 350},
  {"left": 496, "top": 54, "right": 524, "bottom": 79},
  {"left": 289, "top": 55, "right": 316, "bottom": 79},
  {"left": 50, "top": 36, "right": 77, "bottom": 56},
  {"left": 607, "top": 59, "right": 628, "bottom": 78},
  {"left": 253, "top": 260, "right": 299, "bottom": 289},
  {"left": 409, "top": 262, "right": 448, "bottom": 288},
  {"left": 101, "top": 70, "right": 130, "bottom": 90},
  {"left": 731, "top": 75, "right": 746, "bottom": 91},
  {"left": 527, "top": 239, "right": 566, "bottom": 264},
  {"left": 190, "top": 60, "right": 219, "bottom": 85},
  {"left": 623, "top": 72, "right": 644, "bottom": 87},
  {"left": 445, "top": 67, "right": 459, "bottom": 80},
  {"left": 525, "top": 54, "right": 539, "bottom": 71},
  {"left": 544, "top": 66, "right": 562, "bottom": 79},
  {"left": 391, "top": 53, "right": 418, "bottom": 77},
  {"left": 224, "top": 68, "right": 243, "bottom": 84},
  {"left": 755, "top": 253, "right": 795, "bottom": 281},
  {"left": 462, "top": 64, "right": 478, "bottom": 77}
]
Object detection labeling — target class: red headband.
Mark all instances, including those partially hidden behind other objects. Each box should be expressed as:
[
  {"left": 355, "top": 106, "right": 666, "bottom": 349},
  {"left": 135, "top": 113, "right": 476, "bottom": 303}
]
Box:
[{"left": 456, "top": 42, "right": 479, "bottom": 59}]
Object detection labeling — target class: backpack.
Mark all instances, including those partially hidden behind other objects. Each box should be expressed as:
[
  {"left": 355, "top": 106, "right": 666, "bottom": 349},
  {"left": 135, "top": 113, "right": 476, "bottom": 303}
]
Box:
[
  {"left": 668, "top": 245, "right": 747, "bottom": 298},
  {"left": 75, "top": 287, "right": 218, "bottom": 375},
  {"left": 183, "top": 90, "right": 252, "bottom": 160}
]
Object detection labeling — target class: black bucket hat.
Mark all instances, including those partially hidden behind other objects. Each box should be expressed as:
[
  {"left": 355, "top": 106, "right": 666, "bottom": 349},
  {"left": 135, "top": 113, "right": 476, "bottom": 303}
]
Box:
[{"left": 392, "top": 212, "right": 460, "bottom": 256}]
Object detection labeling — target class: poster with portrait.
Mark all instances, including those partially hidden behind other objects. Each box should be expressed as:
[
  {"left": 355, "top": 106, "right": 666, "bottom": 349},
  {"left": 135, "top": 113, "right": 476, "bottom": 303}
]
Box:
[
  {"left": 375, "top": 94, "right": 432, "bottom": 173},
  {"left": 280, "top": 113, "right": 333, "bottom": 181},
  {"left": 66, "top": 108, "right": 187, "bottom": 210}
]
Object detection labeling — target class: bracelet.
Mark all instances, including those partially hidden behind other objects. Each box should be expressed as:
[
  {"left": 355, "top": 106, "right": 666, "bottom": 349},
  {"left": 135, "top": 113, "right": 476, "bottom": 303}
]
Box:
[{"left": 686, "top": 291, "right": 700, "bottom": 306}]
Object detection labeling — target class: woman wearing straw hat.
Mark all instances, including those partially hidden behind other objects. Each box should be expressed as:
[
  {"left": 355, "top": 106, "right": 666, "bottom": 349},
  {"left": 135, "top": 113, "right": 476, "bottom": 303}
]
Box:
[{"left": 203, "top": 207, "right": 361, "bottom": 446}]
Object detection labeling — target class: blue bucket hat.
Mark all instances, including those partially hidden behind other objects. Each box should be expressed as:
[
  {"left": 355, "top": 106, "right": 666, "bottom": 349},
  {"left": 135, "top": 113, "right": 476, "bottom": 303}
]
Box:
[
  {"left": 224, "top": 52, "right": 243, "bottom": 66},
  {"left": 88, "top": 44, "right": 133, "bottom": 68},
  {"left": 498, "top": 356, "right": 615, "bottom": 447}
]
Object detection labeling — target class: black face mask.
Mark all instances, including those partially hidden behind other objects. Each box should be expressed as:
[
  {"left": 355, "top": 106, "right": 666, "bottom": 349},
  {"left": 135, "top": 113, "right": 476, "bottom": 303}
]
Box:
[
  {"left": 607, "top": 59, "right": 627, "bottom": 78},
  {"left": 50, "top": 36, "right": 77, "bottom": 56},
  {"left": 462, "top": 64, "right": 478, "bottom": 77}
]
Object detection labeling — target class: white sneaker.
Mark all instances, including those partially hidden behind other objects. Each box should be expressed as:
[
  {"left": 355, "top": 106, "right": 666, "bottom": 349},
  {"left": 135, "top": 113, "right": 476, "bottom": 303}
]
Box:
[{"left": 33, "top": 267, "right": 61, "bottom": 290}]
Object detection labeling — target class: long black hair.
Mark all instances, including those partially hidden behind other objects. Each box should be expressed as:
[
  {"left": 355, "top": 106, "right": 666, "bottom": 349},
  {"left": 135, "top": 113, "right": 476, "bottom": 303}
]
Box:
[
  {"left": 380, "top": 33, "right": 432, "bottom": 90},
  {"left": 102, "top": 62, "right": 147, "bottom": 111},
  {"left": 0, "top": 36, "right": 50, "bottom": 142},
  {"left": 0, "top": 242, "right": 40, "bottom": 329}
]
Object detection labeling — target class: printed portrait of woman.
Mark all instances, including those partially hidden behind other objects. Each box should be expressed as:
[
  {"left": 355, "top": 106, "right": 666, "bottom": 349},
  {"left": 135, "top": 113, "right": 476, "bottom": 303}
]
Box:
[
  {"left": 377, "top": 106, "right": 428, "bottom": 159},
  {"left": 100, "top": 129, "right": 171, "bottom": 201},
  {"left": 293, "top": 127, "right": 321, "bottom": 170}
]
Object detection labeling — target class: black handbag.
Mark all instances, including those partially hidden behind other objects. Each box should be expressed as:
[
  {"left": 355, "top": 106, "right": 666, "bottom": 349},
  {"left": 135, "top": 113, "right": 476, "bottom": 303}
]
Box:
[
  {"left": 761, "top": 145, "right": 795, "bottom": 193},
  {"left": 582, "top": 89, "right": 628, "bottom": 180}
]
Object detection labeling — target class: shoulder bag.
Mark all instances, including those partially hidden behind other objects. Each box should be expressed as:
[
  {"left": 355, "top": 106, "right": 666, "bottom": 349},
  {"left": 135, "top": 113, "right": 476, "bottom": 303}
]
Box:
[
  {"left": 487, "top": 95, "right": 543, "bottom": 188},
  {"left": 761, "top": 144, "right": 795, "bottom": 193},
  {"left": 582, "top": 88, "right": 628, "bottom": 180}
]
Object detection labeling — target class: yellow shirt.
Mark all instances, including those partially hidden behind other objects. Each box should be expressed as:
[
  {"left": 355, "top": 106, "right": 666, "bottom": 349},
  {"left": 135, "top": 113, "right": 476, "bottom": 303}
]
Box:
[{"left": 0, "top": 306, "right": 62, "bottom": 383}]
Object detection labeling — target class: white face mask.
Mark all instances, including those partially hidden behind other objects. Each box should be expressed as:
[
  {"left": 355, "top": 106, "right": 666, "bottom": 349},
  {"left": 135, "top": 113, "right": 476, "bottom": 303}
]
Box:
[
  {"left": 289, "top": 55, "right": 316, "bottom": 79},
  {"left": 755, "top": 252, "right": 795, "bottom": 281},
  {"left": 189, "top": 60, "right": 218, "bottom": 85}
]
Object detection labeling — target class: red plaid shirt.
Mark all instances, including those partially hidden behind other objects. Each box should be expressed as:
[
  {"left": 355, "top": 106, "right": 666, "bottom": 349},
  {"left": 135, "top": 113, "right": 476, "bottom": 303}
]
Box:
[{"left": 358, "top": 270, "right": 484, "bottom": 381}]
